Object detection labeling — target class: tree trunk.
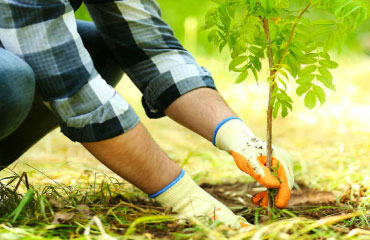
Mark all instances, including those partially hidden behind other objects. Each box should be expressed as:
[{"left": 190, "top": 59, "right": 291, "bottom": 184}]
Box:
[
  {"left": 263, "top": 18, "right": 275, "bottom": 219},
  {"left": 262, "top": 2, "right": 312, "bottom": 219}
]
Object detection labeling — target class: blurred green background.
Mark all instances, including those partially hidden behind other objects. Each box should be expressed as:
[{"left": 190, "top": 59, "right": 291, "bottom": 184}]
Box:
[{"left": 75, "top": 0, "right": 370, "bottom": 56}]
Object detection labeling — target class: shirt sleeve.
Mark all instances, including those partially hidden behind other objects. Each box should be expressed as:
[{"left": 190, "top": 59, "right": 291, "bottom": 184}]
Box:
[
  {"left": 0, "top": 0, "right": 139, "bottom": 142},
  {"left": 84, "top": 0, "right": 217, "bottom": 118}
]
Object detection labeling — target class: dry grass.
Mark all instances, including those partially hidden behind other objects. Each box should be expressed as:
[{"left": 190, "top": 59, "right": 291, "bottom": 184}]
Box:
[{"left": 0, "top": 54, "right": 369, "bottom": 239}]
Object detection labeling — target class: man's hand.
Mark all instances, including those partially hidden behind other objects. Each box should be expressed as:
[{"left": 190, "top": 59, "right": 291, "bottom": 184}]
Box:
[
  {"left": 214, "top": 118, "right": 294, "bottom": 208},
  {"left": 164, "top": 88, "right": 294, "bottom": 208},
  {"left": 153, "top": 170, "right": 252, "bottom": 229}
]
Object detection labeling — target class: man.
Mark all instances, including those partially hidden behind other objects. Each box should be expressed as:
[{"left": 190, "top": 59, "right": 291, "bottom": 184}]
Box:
[{"left": 0, "top": 0, "right": 293, "bottom": 228}]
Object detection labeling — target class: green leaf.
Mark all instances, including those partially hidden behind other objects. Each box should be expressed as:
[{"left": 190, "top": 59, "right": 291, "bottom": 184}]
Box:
[
  {"left": 229, "top": 56, "right": 248, "bottom": 71},
  {"left": 291, "top": 46, "right": 304, "bottom": 59},
  {"left": 278, "top": 91, "right": 293, "bottom": 103},
  {"left": 273, "top": 101, "right": 280, "bottom": 118},
  {"left": 287, "top": 54, "right": 300, "bottom": 77},
  {"left": 353, "top": 7, "right": 368, "bottom": 30},
  {"left": 261, "top": 0, "right": 267, "bottom": 10},
  {"left": 281, "top": 100, "right": 293, "bottom": 110},
  {"left": 318, "top": 67, "right": 333, "bottom": 81},
  {"left": 300, "top": 53, "right": 318, "bottom": 64},
  {"left": 296, "top": 74, "right": 315, "bottom": 85},
  {"left": 266, "top": 0, "right": 273, "bottom": 12},
  {"left": 304, "top": 90, "right": 317, "bottom": 109},
  {"left": 250, "top": 0, "right": 256, "bottom": 10},
  {"left": 296, "top": 83, "right": 311, "bottom": 96},
  {"left": 251, "top": 57, "right": 262, "bottom": 71},
  {"left": 319, "top": 52, "right": 331, "bottom": 60},
  {"left": 251, "top": 67, "right": 259, "bottom": 83},
  {"left": 278, "top": 68, "right": 289, "bottom": 80},
  {"left": 333, "top": 0, "right": 352, "bottom": 16},
  {"left": 313, "top": 85, "right": 326, "bottom": 105},
  {"left": 312, "top": 19, "right": 336, "bottom": 25},
  {"left": 305, "top": 42, "right": 317, "bottom": 53},
  {"left": 235, "top": 70, "right": 248, "bottom": 84},
  {"left": 317, "top": 75, "right": 336, "bottom": 90},
  {"left": 319, "top": 60, "right": 339, "bottom": 69},
  {"left": 298, "top": 65, "right": 317, "bottom": 78},
  {"left": 249, "top": 45, "right": 260, "bottom": 54},
  {"left": 8, "top": 189, "right": 35, "bottom": 222},
  {"left": 277, "top": 77, "right": 287, "bottom": 90},
  {"left": 208, "top": 29, "right": 217, "bottom": 43},
  {"left": 281, "top": 105, "right": 288, "bottom": 118},
  {"left": 342, "top": 3, "right": 361, "bottom": 18},
  {"left": 324, "top": 33, "right": 336, "bottom": 52},
  {"left": 357, "top": 8, "right": 368, "bottom": 25},
  {"left": 219, "top": 40, "right": 227, "bottom": 52}
]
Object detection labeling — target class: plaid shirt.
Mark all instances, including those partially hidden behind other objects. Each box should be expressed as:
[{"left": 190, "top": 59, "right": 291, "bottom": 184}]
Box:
[{"left": 0, "top": 0, "right": 216, "bottom": 142}]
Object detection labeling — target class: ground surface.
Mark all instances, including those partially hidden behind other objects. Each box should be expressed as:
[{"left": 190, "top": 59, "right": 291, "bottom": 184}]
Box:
[{"left": 0, "top": 54, "right": 369, "bottom": 239}]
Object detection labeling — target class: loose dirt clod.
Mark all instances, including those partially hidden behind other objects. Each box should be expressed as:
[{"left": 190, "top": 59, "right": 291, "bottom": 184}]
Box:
[{"left": 52, "top": 211, "right": 75, "bottom": 224}]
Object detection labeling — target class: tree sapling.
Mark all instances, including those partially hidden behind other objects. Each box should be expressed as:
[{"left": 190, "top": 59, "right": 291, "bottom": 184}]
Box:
[{"left": 203, "top": 0, "right": 368, "bottom": 215}]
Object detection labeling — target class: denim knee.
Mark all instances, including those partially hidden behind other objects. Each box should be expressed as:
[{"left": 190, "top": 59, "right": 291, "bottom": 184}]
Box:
[{"left": 0, "top": 48, "right": 35, "bottom": 140}]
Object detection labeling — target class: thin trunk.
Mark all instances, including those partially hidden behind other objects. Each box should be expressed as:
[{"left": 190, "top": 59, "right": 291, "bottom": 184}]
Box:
[
  {"left": 262, "top": 18, "right": 275, "bottom": 219},
  {"left": 261, "top": 1, "right": 312, "bottom": 219}
]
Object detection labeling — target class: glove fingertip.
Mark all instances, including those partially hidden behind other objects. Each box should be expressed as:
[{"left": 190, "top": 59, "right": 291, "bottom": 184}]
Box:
[
  {"left": 258, "top": 173, "right": 280, "bottom": 188},
  {"left": 275, "top": 184, "right": 291, "bottom": 209},
  {"left": 260, "top": 196, "right": 268, "bottom": 208}
]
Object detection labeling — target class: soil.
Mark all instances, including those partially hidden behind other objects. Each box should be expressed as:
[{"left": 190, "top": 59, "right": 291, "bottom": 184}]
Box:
[
  {"left": 200, "top": 181, "right": 353, "bottom": 224},
  {"left": 200, "top": 181, "right": 337, "bottom": 208},
  {"left": 110, "top": 181, "right": 363, "bottom": 238},
  {"left": 116, "top": 181, "right": 355, "bottom": 224}
]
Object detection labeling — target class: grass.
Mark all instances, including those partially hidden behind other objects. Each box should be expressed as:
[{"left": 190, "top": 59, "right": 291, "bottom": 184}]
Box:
[{"left": 0, "top": 54, "right": 369, "bottom": 239}]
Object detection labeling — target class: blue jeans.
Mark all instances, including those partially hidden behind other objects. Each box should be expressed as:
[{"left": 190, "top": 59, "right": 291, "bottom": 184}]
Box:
[
  {"left": 0, "top": 20, "right": 123, "bottom": 168},
  {"left": 0, "top": 48, "right": 35, "bottom": 140}
]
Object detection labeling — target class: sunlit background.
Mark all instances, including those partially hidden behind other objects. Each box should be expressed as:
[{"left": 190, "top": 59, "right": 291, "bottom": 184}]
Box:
[{"left": 2, "top": 1, "right": 369, "bottom": 198}]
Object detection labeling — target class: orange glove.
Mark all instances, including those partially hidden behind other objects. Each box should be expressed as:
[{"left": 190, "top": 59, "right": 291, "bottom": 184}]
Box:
[
  {"left": 213, "top": 118, "right": 294, "bottom": 208},
  {"left": 232, "top": 153, "right": 292, "bottom": 208}
]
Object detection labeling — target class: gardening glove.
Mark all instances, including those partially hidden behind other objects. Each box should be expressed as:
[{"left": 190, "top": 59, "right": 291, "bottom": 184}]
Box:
[
  {"left": 213, "top": 117, "right": 294, "bottom": 208},
  {"left": 150, "top": 170, "right": 251, "bottom": 229}
]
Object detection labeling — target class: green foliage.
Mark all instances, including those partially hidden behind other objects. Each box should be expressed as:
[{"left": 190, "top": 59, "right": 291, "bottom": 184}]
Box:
[
  {"left": 8, "top": 189, "right": 34, "bottom": 222},
  {"left": 204, "top": 0, "right": 368, "bottom": 117}
]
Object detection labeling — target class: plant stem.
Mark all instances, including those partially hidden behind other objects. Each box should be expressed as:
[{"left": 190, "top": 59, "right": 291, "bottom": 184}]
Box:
[
  {"left": 262, "top": 17, "right": 275, "bottom": 219},
  {"left": 261, "top": 1, "right": 312, "bottom": 219}
]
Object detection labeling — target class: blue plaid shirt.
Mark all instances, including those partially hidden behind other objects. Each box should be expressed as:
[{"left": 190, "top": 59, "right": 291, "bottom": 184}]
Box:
[{"left": 0, "top": 0, "right": 216, "bottom": 142}]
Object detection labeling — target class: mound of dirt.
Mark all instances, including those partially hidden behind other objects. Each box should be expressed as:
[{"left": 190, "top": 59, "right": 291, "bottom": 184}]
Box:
[
  {"left": 199, "top": 181, "right": 350, "bottom": 223},
  {"left": 200, "top": 181, "right": 337, "bottom": 208}
]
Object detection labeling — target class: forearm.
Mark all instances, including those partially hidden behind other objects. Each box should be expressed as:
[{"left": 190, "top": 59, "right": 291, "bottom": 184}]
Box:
[
  {"left": 82, "top": 122, "right": 181, "bottom": 195},
  {"left": 165, "top": 88, "right": 237, "bottom": 142}
]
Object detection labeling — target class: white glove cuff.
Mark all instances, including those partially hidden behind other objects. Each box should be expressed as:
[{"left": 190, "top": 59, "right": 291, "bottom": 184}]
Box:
[
  {"left": 153, "top": 171, "right": 242, "bottom": 228},
  {"left": 213, "top": 117, "right": 256, "bottom": 152}
]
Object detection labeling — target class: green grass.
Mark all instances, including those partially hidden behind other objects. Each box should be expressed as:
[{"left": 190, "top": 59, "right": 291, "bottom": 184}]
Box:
[{"left": 0, "top": 173, "right": 369, "bottom": 239}]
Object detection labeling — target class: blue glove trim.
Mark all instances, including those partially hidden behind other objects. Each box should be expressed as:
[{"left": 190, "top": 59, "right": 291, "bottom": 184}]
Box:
[
  {"left": 148, "top": 169, "right": 185, "bottom": 198},
  {"left": 212, "top": 117, "right": 242, "bottom": 146}
]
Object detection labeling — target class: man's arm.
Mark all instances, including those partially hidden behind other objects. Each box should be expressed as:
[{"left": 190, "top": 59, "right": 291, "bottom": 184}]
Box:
[
  {"left": 0, "top": 0, "right": 247, "bottom": 228},
  {"left": 83, "top": 122, "right": 181, "bottom": 195},
  {"left": 165, "top": 88, "right": 236, "bottom": 141}
]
